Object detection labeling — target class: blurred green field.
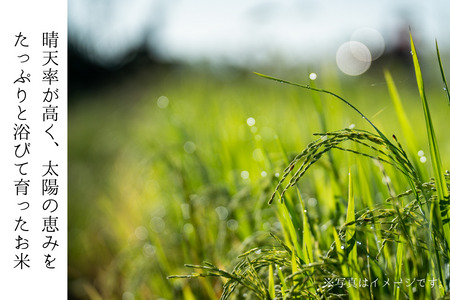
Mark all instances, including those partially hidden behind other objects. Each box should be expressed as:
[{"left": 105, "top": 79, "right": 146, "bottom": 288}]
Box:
[{"left": 68, "top": 58, "right": 450, "bottom": 299}]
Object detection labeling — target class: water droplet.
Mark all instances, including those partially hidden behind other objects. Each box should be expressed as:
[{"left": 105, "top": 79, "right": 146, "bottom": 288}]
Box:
[
  {"left": 255, "top": 249, "right": 262, "bottom": 255},
  {"left": 420, "top": 156, "right": 427, "bottom": 163},
  {"left": 341, "top": 245, "right": 345, "bottom": 250},
  {"left": 357, "top": 241, "right": 362, "bottom": 245},
  {"left": 261, "top": 171, "right": 267, "bottom": 177},
  {"left": 275, "top": 173, "right": 280, "bottom": 178},
  {"left": 410, "top": 51, "right": 414, "bottom": 56},
  {"left": 444, "top": 87, "right": 447, "bottom": 91},
  {"left": 309, "top": 73, "right": 317, "bottom": 80},
  {"left": 241, "top": 170, "right": 250, "bottom": 180},
  {"left": 418, "top": 150, "right": 425, "bottom": 157}
]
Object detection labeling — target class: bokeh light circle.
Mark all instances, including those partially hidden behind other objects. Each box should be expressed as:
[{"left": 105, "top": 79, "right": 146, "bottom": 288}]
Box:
[
  {"left": 351, "top": 27, "right": 385, "bottom": 60},
  {"left": 336, "top": 41, "right": 371, "bottom": 76}
]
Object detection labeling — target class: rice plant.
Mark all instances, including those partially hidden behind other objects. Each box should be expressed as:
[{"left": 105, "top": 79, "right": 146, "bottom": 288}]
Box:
[{"left": 170, "top": 34, "right": 450, "bottom": 299}]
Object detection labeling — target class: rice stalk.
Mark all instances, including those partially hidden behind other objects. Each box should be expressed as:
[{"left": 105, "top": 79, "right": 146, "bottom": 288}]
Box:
[
  {"left": 268, "top": 128, "right": 419, "bottom": 204},
  {"left": 170, "top": 36, "right": 449, "bottom": 300}
]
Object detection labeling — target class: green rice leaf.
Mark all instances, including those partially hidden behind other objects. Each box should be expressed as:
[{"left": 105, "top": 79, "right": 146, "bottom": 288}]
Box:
[
  {"left": 333, "top": 227, "right": 349, "bottom": 277},
  {"left": 345, "top": 169, "right": 360, "bottom": 300},
  {"left": 411, "top": 32, "right": 450, "bottom": 294},
  {"left": 277, "top": 264, "right": 288, "bottom": 296},
  {"left": 394, "top": 238, "right": 404, "bottom": 300},
  {"left": 410, "top": 33, "right": 449, "bottom": 210},
  {"left": 384, "top": 70, "right": 419, "bottom": 153},
  {"left": 268, "top": 264, "right": 275, "bottom": 299},
  {"left": 345, "top": 170, "right": 357, "bottom": 269},
  {"left": 436, "top": 40, "right": 450, "bottom": 106},
  {"left": 280, "top": 201, "right": 303, "bottom": 261},
  {"left": 300, "top": 191, "right": 314, "bottom": 265}
]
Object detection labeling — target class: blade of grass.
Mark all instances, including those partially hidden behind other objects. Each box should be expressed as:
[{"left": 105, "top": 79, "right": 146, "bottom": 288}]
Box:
[
  {"left": 345, "top": 169, "right": 360, "bottom": 300},
  {"left": 299, "top": 190, "right": 314, "bottom": 266},
  {"left": 394, "top": 237, "right": 404, "bottom": 300},
  {"left": 333, "top": 227, "right": 344, "bottom": 265},
  {"left": 410, "top": 33, "right": 449, "bottom": 203},
  {"left": 291, "top": 247, "right": 298, "bottom": 275},
  {"left": 384, "top": 70, "right": 419, "bottom": 155},
  {"left": 277, "top": 264, "right": 288, "bottom": 296},
  {"left": 268, "top": 264, "right": 275, "bottom": 299},
  {"left": 436, "top": 40, "right": 450, "bottom": 106},
  {"left": 410, "top": 32, "right": 450, "bottom": 294},
  {"left": 279, "top": 199, "right": 303, "bottom": 264},
  {"left": 182, "top": 284, "right": 197, "bottom": 300},
  {"left": 402, "top": 239, "right": 415, "bottom": 300},
  {"left": 286, "top": 190, "right": 316, "bottom": 294}
]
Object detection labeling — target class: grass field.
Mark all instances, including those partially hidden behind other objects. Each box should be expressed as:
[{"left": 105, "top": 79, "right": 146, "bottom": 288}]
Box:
[{"left": 68, "top": 43, "right": 450, "bottom": 299}]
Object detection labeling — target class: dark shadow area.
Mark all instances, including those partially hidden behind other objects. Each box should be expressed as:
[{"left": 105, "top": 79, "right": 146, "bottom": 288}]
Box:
[{"left": 68, "top": 41, "right": 172, "bottom": 102}]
